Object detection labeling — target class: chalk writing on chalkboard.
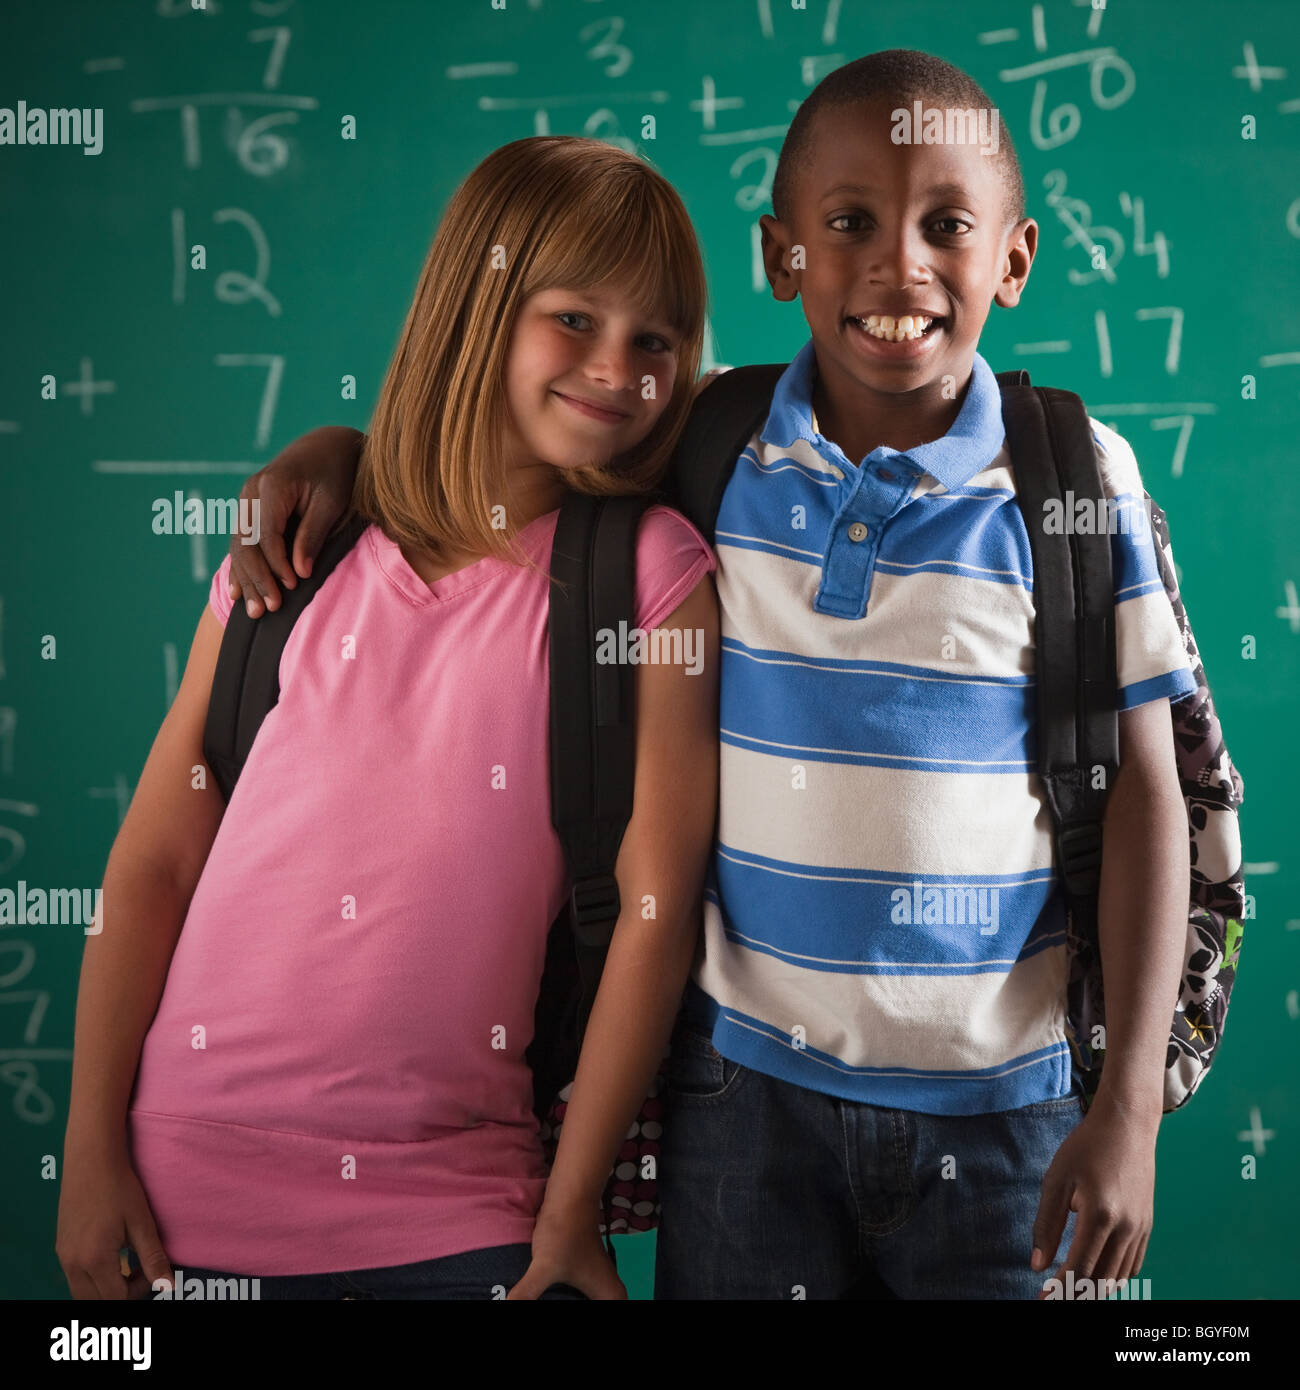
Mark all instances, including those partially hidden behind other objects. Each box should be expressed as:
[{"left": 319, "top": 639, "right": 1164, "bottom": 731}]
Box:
[
  {"left": 987, "top": 1, "right": 1133, "bottom": 152},
  {"left": 130, "top": 92, "right": 318, "bottom": 174},
  {"left": 172, "top": 207, "right": 280, "bottom": 315},
  {"left": 0, "top": 790, "right": 55, "bottom": 1125}
]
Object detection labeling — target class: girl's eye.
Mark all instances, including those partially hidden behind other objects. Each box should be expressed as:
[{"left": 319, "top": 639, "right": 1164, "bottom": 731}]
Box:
[{"left": 555, "top": 313, "right": 671, "bottom": 354}]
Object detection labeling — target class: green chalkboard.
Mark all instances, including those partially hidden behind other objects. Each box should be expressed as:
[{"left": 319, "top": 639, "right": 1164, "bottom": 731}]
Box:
[{"left": 1, "top": 0, "right": 1296, "bottom": 1301}]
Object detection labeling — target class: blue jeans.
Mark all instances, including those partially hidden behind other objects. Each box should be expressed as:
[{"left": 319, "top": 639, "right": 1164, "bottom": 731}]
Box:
[
  {"left": 152, "top": 1243, "right": 587, "bottom": 1300},
  {"left": 655, "top": 1020, "right": 1082, "bottom": 1300}
]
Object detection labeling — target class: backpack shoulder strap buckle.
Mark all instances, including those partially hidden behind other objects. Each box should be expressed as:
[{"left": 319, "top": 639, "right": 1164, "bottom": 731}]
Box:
[
  {"left": 1056, "top": 820, "right": 1104, "bottom": 897},
  {"left": 570, "top": 872, "right": 621, "bottom": 944}
]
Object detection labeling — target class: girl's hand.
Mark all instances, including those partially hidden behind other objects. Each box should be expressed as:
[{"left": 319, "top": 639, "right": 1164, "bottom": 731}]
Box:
[
  {"left": 56, "top": 1143, "right": 174, "bottom": 1300},
  {"left": 1030, "top": 1091, "right": 1159, "bottom": 1298},
  {"left": 505, "top": 1199, "right": 627, "bottom": 1301}
]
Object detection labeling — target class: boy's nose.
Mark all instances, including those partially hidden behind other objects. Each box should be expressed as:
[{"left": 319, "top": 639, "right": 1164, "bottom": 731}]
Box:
[{"left": 867, "top": 226, "right": 930, "bottom": 289}]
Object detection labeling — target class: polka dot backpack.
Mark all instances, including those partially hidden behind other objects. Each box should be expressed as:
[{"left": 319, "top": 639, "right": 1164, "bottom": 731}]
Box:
[{"left": 539, "top": 1076, "right": 665, "bottom": 1236}]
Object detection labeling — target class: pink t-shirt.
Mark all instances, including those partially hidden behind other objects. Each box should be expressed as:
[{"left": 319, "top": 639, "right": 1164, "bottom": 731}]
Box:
[{"left": 128, "top": 504, "right": 714, "bottom": 1276}]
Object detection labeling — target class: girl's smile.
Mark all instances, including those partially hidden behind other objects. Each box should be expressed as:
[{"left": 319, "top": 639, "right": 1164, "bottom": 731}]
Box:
[{"left": 551, "top": 389, "right": 634, "bottom": 424}]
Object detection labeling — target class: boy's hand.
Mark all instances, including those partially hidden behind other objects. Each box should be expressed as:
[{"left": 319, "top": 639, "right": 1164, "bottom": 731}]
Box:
[
  {"left": 505, "top": 1197, "right": 627, "bottom": 1301},
  {"left": 1030, "top": 1092, "right": 1158, "bottom": 1297},
  {"left": 228, "top": 426, "right": 364, "bottom": 617}
]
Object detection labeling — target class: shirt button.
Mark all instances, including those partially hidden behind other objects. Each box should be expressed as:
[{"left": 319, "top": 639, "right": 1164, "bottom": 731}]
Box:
[{"left": 847, "top": 522, "right": 870, "bottom": 542}]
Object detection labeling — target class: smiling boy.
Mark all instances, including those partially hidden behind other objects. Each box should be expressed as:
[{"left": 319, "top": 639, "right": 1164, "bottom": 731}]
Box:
[
  {"left": 223, "top": 50, "right": 1196, "bottom": 1300},
  {"left": 652, "top": 50, "right": 1193, "bottom": 1300}
]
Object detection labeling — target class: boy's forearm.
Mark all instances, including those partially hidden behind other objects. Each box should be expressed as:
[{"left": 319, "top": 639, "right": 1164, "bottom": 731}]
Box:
[
  {"left": 1092, "top": 735, "right": 1189, "bottom": 1122},
  {"left": 296, "top": 425, "right": 365, "bottom": 457},
  {"left": 64, "top": 860, "right": 190, "bottom": 1153},
  {"left": 278, "top": 426, "right": 365, "bottom": 494}
]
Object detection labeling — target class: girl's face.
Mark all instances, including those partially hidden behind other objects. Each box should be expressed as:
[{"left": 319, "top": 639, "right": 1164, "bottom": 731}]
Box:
[{"left": 502, "top": 285, "right": 680, "bottom": 475}]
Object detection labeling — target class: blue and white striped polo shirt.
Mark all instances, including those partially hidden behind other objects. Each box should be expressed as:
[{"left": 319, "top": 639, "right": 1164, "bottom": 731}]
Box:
[{"left": 685, "top": 339, "right": 1197, "bottom": 1115}]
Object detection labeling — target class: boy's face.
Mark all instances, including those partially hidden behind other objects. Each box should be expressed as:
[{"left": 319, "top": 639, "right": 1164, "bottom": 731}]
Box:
[{"left": 760, "top": 97, "right": 1036, "bottom": 418}]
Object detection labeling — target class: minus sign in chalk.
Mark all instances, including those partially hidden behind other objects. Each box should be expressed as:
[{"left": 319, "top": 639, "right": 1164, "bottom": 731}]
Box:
[
  {"left": 93, "top": 461, "right": 258, "bottom": 474},
  {"left": 445, "top": 62, "right": 519, "bottom": 79}
]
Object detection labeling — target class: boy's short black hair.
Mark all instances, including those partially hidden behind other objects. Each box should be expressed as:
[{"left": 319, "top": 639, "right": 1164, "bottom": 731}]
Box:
[{"left": 771, "top": 49, "right": 1026, "bottom": 232}]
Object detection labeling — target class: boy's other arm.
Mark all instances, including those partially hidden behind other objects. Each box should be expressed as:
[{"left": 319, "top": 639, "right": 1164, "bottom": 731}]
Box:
[
  {"left": 1031, "top": 697, "right": 1188, "bottom": 1292},
  {"left": 1093, "top": 698, "right": 1189, "bottom": 1113},
  {"left": 227, "top": 427, "right": 364, "bottom": 617}
]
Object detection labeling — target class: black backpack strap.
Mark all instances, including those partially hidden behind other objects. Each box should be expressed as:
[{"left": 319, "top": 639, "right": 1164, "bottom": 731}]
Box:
[
  {"left": 664, "top": 364, "right": 788, "bottom": 536},
  {"left": 999, "top": 378, "right": 1119, "bottom": 938},
  {"left": 203, "top": 511, "right": 370, "bottom": 801},
  {"left": 547, "top": 490, "right": 653, "bottom": 1029}
]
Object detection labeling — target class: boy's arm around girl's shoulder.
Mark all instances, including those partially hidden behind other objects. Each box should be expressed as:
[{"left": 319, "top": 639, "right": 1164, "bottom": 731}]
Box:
[
  {"left": 227, "top": 371, "right": 723, "bottom": 619},
  {"left": 58, "top": 605, "right": 227, "bottom": 1299}
]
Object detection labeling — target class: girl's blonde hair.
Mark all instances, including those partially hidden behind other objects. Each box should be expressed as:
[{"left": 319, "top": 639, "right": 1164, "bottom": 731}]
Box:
[{"left": 353, "top": 136, "right": 709, "bottom": 562}]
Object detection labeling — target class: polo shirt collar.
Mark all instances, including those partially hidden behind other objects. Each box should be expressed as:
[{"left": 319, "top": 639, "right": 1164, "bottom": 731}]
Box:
[{"left": 759, "top": 338, "right": 1006, "bottom": 492}]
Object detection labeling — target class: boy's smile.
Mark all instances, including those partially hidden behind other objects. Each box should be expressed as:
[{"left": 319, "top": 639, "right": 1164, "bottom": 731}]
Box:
[{"left": 761, "top": 98, "right": 1036, "bottom": 461}]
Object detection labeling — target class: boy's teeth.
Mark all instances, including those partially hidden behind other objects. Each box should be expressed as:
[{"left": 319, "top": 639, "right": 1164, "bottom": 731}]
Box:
[{"left": 857, "top": 313, "right": 933, "bottom": 341}]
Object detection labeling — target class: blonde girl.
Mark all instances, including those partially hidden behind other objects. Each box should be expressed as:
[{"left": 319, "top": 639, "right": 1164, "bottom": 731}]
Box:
[{"left": 56, "top": 137, "right": 718, "bottom": 1301}]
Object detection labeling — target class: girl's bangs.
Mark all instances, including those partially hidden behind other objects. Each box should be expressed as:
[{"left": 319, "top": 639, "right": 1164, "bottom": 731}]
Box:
[{"left": 528, "top": 178, "right": 700, "bottom": 337}]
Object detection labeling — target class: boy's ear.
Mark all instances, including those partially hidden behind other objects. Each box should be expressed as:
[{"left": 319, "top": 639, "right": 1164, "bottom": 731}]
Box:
[
  {"left": 994, "top": 217, "right": 1038, "bottom": 310},
  {"left": 759, "top": 214, "right": 800, "bottom": 303}
]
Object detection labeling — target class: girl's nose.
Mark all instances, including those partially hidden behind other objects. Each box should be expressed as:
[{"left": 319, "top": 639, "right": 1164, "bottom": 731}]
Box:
[{"left": 584, "top": 337, "right": 638, "bottom": 390}]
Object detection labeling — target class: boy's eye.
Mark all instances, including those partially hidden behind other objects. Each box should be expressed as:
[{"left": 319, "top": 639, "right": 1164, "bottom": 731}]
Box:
[{"left": 827, "top": 212, "right": 972, "bottom": 236}]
